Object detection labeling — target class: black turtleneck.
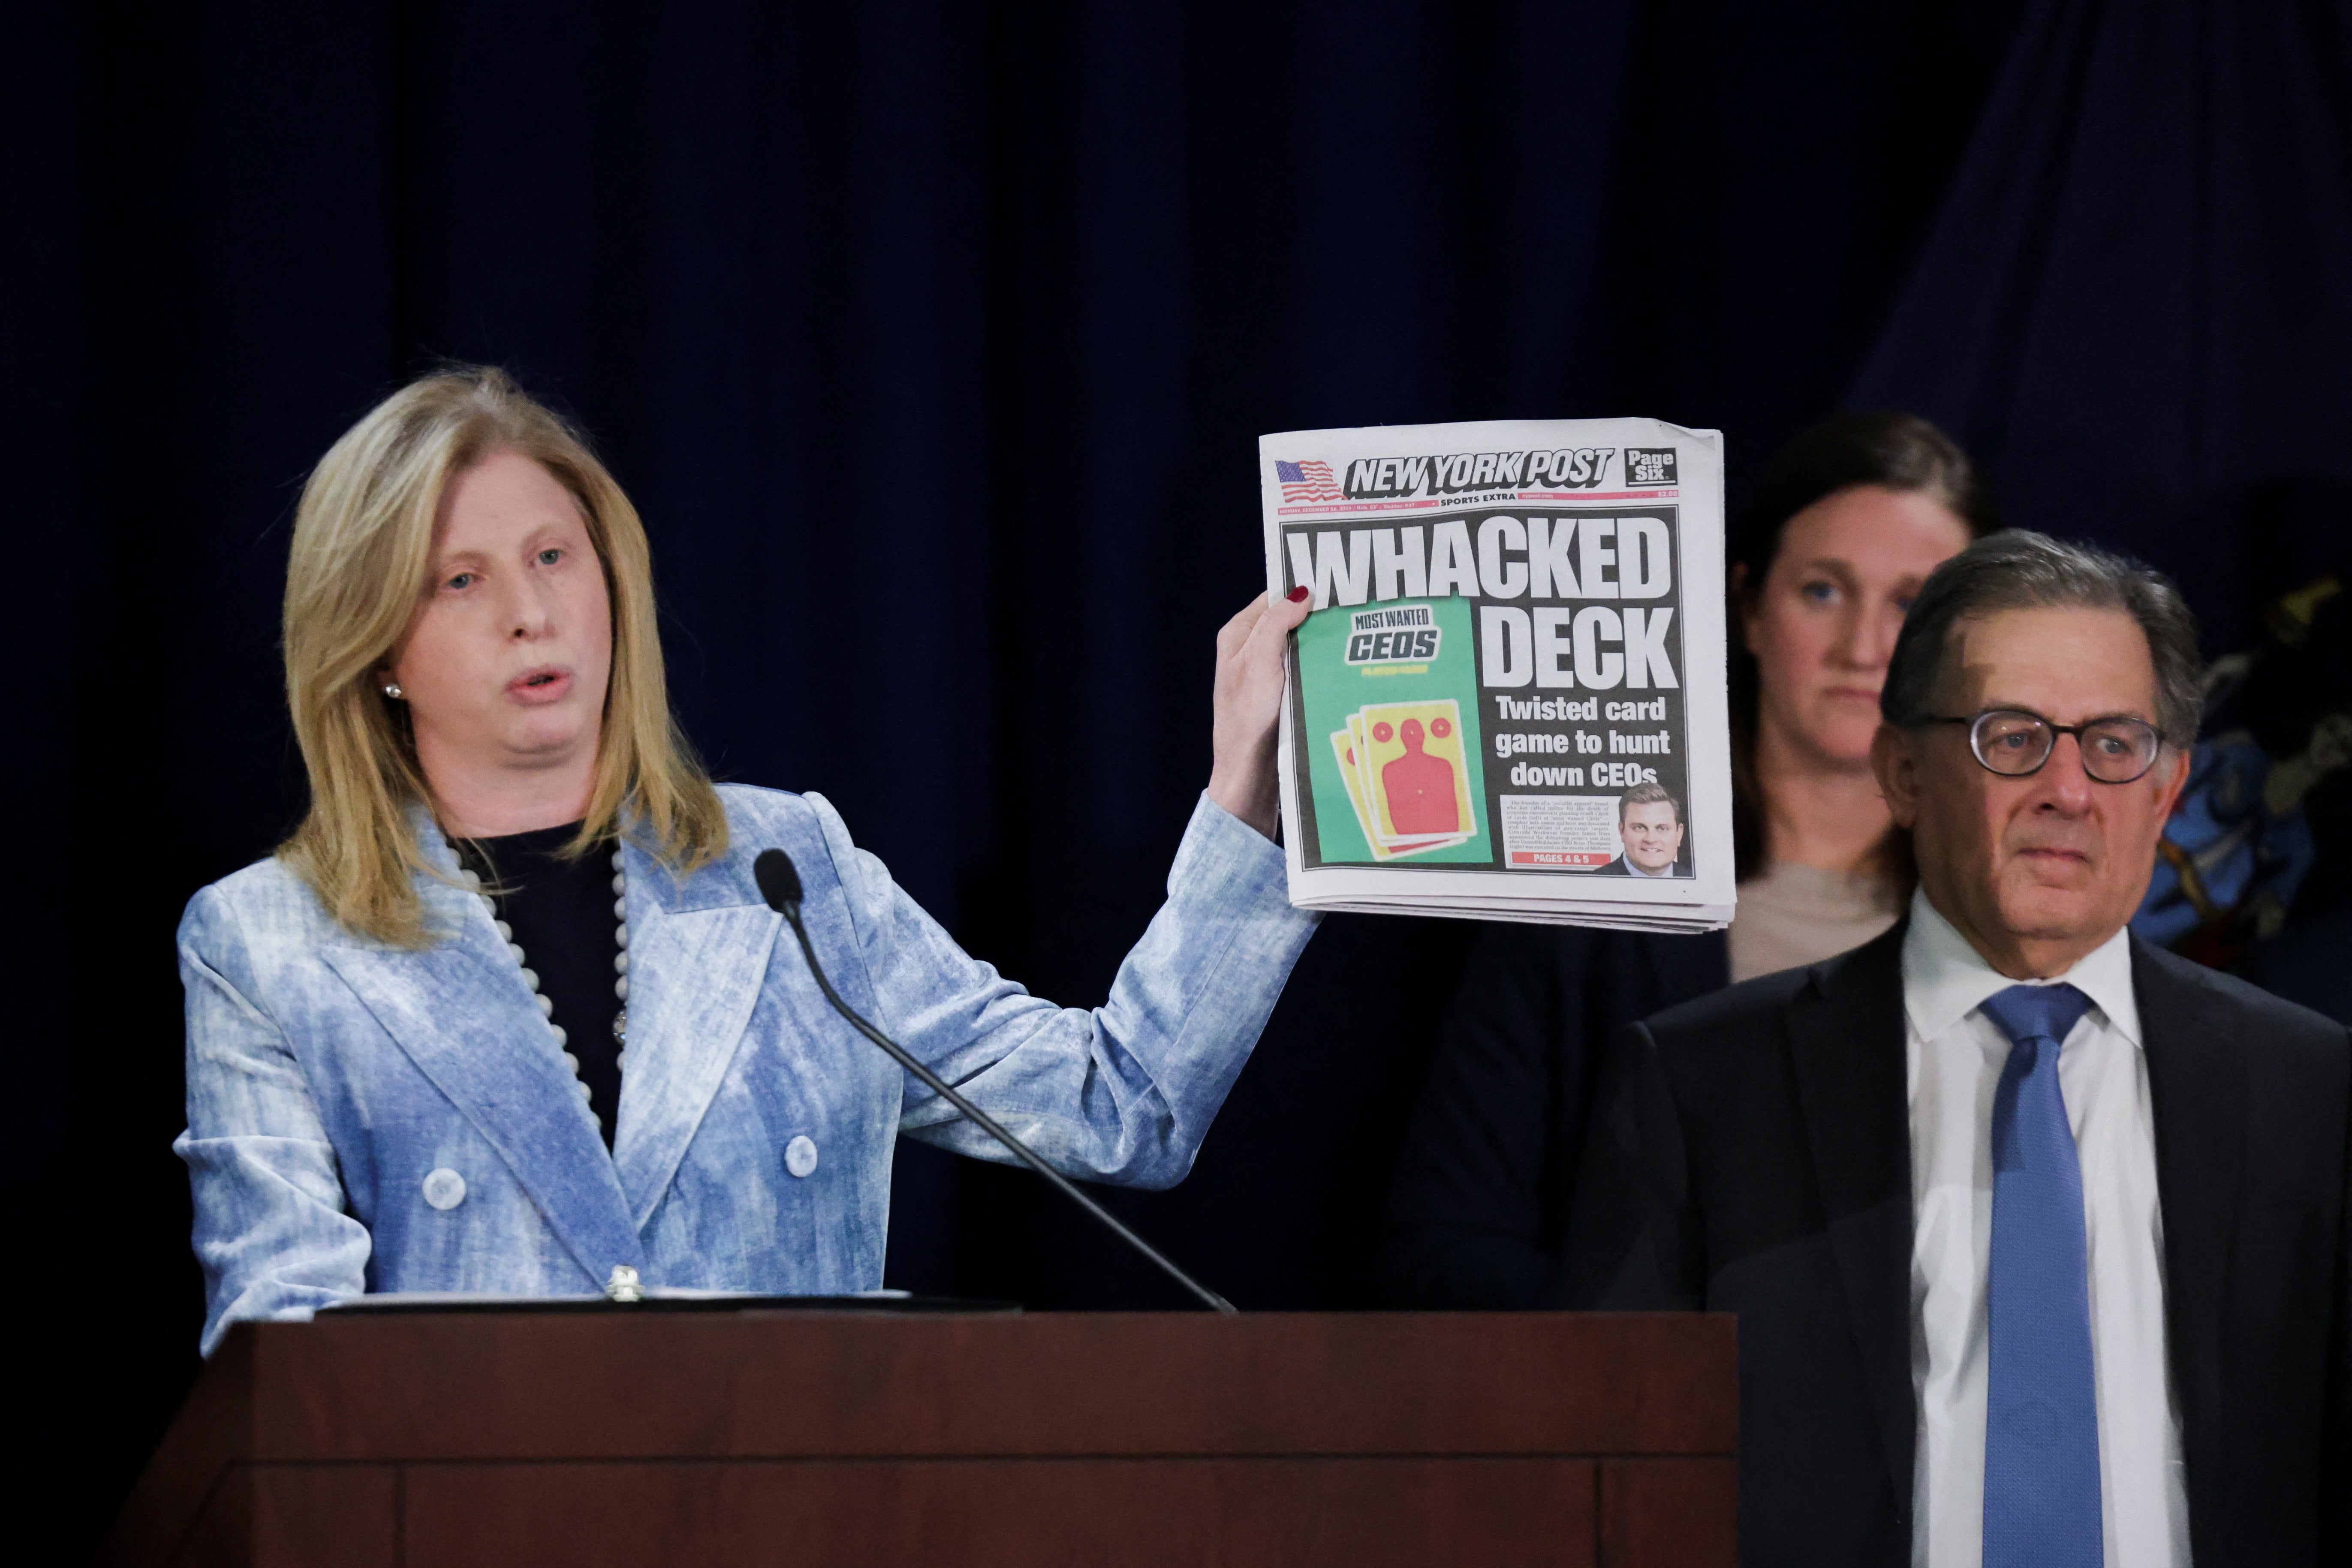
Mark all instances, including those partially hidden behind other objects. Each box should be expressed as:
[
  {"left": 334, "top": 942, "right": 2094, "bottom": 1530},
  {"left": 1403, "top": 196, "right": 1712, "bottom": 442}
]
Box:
[{"left": 458, "top": 822, "right": 625, "bottom": 1149}]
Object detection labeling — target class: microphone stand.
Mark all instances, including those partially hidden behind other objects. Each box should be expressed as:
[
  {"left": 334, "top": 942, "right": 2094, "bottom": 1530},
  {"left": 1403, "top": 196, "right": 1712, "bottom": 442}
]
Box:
[{"left": 758, "top": 851, "right": 1237, "bottom": 1314}]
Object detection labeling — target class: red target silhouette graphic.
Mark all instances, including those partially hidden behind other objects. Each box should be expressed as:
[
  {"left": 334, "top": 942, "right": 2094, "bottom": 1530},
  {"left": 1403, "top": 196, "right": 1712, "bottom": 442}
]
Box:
[{"left": 1381, "top": 716, "right": 1459, "bottom": 835}]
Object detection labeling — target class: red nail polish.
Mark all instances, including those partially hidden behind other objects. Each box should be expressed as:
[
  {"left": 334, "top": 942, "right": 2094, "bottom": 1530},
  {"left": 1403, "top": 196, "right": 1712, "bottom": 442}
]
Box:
[{"left": 1286, "top": 585, "right": 1309, "bottom": 603}]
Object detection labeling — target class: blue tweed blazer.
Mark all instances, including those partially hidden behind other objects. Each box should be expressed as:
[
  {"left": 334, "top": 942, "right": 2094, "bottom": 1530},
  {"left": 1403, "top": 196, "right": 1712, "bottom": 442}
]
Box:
[{"left": 177, "top": 786, "right": 1317, "bottom": 1353}]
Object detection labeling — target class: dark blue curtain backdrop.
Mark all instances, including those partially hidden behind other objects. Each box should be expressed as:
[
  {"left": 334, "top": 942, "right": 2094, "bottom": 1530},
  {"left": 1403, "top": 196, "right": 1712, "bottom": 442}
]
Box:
[
  {"left": 15, "top": 0, "right": 2341, "bottom": 1545},
  {"left": 1853, "top": 0, "right": 2352, "bottom": 653}
]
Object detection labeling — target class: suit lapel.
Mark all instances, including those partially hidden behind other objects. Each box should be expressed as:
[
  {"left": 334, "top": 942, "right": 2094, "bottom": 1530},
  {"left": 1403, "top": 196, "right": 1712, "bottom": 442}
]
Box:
[
  {"left": 2131, "top": 938, "right": 2244, "bottom": 1553},
  {"left": 608, "top": 841, "right": 782, "bottom": 1233},
  {"left": 1785, "top": 923, "right": 1916, "bottom": 1516},
  {"left": 322, "top": 880, "right": 644, "bottom": 1288}
]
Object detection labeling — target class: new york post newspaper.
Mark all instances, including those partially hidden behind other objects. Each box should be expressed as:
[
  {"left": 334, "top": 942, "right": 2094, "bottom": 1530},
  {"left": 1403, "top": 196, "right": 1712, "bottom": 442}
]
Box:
[{"left": 1262, "top": 419, "right": 1733, "bottom": 931}]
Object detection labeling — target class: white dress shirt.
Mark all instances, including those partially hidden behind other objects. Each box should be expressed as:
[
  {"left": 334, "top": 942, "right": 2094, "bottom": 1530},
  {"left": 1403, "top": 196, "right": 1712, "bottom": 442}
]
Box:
[{"left": 1902, "top": 890, "right": 2190, "bottom": 1568}]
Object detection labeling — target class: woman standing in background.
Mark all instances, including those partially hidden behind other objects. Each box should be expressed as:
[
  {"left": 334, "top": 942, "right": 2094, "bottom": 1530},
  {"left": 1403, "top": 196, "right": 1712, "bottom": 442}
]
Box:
[{"left": 1382, "top": 411, "right": 1997, "bottom": 1307}]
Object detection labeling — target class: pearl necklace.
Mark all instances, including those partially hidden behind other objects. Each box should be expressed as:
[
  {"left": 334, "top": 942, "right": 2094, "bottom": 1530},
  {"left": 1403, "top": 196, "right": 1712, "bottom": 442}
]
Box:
[{"left": 456, "top": 845, "right": 632, "bottom": 1104}]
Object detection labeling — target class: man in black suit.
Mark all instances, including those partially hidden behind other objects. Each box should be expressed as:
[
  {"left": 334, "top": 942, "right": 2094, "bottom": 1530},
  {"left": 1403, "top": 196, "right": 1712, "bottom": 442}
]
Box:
[
  {"left": 1594, "top": 780, "right": 1689, "bottom": 877},
  {"left": 1568, "top": 531, "right": 2349, "bottom": 1567}
]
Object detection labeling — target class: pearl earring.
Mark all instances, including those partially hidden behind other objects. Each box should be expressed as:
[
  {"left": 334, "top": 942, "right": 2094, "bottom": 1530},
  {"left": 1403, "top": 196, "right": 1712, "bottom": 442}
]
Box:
[{"left": 382, "top": 683, "right": 405, "bottom": 700}]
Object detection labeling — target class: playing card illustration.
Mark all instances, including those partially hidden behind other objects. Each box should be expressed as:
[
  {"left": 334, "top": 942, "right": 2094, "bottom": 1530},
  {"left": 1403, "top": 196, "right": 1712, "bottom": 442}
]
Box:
[
  {"left": 1356, "top": 699, "right": 1478, "bottom": 846},
  {"left": 1330, "top": 729, "right": 1466, "bottom": 860},
  {"left": 1291, "top": 594, "right": 1488, "bottom": 866}
]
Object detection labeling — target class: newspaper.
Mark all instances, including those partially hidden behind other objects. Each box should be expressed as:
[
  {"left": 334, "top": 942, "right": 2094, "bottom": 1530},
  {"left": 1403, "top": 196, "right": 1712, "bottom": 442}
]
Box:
[{"left": 1261, "top": 418, "right": 1734, "bottom": 930}]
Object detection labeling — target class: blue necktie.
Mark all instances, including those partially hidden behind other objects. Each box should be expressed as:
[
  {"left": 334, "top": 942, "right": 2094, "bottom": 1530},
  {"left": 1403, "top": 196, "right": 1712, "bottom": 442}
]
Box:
[{"left": 1978, "top": 982, "right": 2102, "bottom": 1568}]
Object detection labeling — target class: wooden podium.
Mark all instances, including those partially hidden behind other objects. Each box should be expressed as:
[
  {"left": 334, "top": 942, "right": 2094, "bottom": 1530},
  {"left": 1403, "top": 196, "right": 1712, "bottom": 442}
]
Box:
[{"left": 101, "top": 1310, "right": 1735, "bottom": 1568}]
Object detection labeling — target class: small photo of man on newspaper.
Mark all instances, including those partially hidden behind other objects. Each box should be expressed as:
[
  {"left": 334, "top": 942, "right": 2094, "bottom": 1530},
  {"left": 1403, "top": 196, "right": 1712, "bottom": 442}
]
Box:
[{"left": 1597, "top": 780, "right": 1688, "bottom": 877}]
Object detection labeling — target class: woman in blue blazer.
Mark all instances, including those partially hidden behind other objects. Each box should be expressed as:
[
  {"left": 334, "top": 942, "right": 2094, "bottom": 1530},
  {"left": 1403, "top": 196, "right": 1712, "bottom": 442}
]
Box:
[{"left": 178, "top": 367, "right": 1318, "bottom": 1354}]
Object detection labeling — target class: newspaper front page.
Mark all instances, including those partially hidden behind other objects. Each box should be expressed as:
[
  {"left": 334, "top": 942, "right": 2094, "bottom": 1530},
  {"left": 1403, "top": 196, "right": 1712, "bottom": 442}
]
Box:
[{"left": 1261, "top": 418, "right": 1733, "bottom": 930}]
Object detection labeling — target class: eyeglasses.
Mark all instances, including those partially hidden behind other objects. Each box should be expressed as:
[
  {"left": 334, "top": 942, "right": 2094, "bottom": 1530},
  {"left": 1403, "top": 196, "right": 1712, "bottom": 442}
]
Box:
[{"left": 1924, "top": 708, "right": 2164, "bottom": 783}]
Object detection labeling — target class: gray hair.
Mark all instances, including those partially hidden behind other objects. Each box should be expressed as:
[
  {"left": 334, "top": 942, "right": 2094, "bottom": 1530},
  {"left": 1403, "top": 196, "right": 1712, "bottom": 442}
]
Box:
[{"left": 1881, "top": 530, "right": 2202, "bottom": 746}]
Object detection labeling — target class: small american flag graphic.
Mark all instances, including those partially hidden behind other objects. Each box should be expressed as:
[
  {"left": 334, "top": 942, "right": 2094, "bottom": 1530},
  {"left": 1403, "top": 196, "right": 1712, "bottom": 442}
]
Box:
[{"left": 1276, "top": 458, "right": 1347, "bottom": 503}]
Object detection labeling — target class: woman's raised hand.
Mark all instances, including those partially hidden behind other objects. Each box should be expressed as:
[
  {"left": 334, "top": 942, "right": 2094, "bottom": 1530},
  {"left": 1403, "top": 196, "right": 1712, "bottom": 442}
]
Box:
[{"left": 1206, "top": 587, "right": 1313, "bottom": 841}]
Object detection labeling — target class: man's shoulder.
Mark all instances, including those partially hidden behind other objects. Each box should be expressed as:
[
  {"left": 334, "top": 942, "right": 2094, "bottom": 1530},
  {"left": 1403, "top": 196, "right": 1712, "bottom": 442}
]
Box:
[
  {"left": 2133, "top": 936, "right": 2350, "bottom": 1064},
  {"left": 1640, "top": 923, "right": 1905, "bottom": 1048},
  {"left": 1640, "top": 963, "right": 1813, "bottom": 1042}
]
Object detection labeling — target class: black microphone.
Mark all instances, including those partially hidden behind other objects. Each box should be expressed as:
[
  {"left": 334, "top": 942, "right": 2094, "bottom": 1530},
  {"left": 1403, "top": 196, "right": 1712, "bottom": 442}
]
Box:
[{"left": 753, "top": 848, "right": 1237, "bottom": 1313}]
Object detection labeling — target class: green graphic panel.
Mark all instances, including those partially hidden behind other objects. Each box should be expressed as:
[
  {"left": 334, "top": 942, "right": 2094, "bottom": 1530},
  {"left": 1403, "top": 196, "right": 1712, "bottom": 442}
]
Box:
[{"left": 1297, "top": 596, "right": 1491, "bottom": 866}]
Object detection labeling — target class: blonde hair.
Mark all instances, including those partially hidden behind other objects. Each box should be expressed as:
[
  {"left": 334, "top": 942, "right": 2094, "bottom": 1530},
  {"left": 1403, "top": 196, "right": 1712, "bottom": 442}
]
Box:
[{"left": 280, "top": 366, "right": 727, "bottom": 945}]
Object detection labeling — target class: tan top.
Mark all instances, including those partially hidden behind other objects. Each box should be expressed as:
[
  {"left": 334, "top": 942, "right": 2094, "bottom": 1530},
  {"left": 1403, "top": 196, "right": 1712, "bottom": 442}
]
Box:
[{"left": 1728, "top": 861, "right": 1903, "bottom": 983}]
